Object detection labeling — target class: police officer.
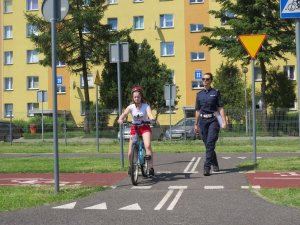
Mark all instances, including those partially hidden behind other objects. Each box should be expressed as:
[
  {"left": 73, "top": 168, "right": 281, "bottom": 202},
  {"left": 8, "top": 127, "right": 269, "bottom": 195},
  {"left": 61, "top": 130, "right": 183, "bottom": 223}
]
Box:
[{"left": 194, "top": 72, "right": 227, "bottom": 176}]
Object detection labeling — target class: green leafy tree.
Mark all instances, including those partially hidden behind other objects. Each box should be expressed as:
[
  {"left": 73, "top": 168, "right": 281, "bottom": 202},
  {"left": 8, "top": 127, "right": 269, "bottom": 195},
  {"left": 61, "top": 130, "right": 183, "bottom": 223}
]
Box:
[
  {"left": 25, "top": 0, "right": 130, "bottom": 132},
  {"left": 265, "top": 67, "right": 296, "bottom": 109},
  {"left": 200, "top": 0, "right": 295, "bottom": 129},
  {"left": 99, "top": 39, "right": 174, "bottom": 116}
]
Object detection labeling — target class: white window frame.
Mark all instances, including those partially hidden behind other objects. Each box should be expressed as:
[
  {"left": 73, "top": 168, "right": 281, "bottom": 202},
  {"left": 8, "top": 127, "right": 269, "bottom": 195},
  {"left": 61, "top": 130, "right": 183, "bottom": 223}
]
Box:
[
  {"left": 189, "top": 0, "right": 204, "bottom": 4},
  {"left": 57, "top": 85, "right": 66, "bottom": 93},
  {"left": 27, "top": 0, "right": 38, "bottom": 11},
  {"left": 107, "top": 0, "right": 117, "bottom": 4},
  {"left": 192, "top": 80, "right": 204, "bottom": 90},
  {"left": 190, "top": 24, "right": 204, "bottom": 33},
  {"left": 27, "top": 50, "right": 39, "bottom": 64},
  {"left": 82, "top": 24, "right": 90, "bottom": 33},
  {"left": 221, "top": 11, "right": 234, "bottom": 25},
  {"left": 289, "top": 101, "right": 297, "bottom": 111},
  {"left": 27, "top": 76, "right": 39, "bottom": 89},
  {"left": 4, "top": 26, "right": 13, "bottom": 39},
  {"left": 4, "top": 0, "right": 12, "bottom": 13},
  {"left": 191, "top": 52, "right": 205, "bottom": 61},
  {"left": 80, "top": 74, "right": 94, "bottom": 88},
  {"left": 56, "top": 60, "right": 66, "bottom": 67},
  {"left": 160, "top": 14, "right": 174, "bottom": 28},
  {"left": 160, "top": 42, "right": 174, "bottom": 57},
  {"left": 284, "top": 65, "right": 296, "bottom": 80},
  {"left": 133, "top": 16, "right": 144, "bottom": 30},
  {"left": 4, "top": 51, "right": 13, "bottom": 65},
  {"left": 4, "top": 77, "right": 13, "bottom": 90},
  {"left": 4, "top": 104, "right": 13, "bottom": 117},
  {"left": 82, "top": 0, "right": 90, "bottom": 6},
  {"left": 133, "top": 0, "right": 144, "bottom": 2},
  {"left": 108, "top": 18, "right": 118, "bottom": 31},
  {"left": 27, "top": 103, "right": 39, "bottom": 116},
  {"left": 80, "top": 101, "right": 92, "bottom": 116},
  {"left": 255, "top": 97, "right": 262, "bottom": 111},
  {"left": 26, "top": 24, "right": 38, "bottom": 37}
]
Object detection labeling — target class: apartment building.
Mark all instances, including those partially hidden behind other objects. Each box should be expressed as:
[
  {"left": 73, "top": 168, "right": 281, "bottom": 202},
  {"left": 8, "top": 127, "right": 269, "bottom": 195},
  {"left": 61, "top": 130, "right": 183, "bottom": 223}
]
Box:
[{"left": 0, "top": 0, "right": 298, "bottom": 126}]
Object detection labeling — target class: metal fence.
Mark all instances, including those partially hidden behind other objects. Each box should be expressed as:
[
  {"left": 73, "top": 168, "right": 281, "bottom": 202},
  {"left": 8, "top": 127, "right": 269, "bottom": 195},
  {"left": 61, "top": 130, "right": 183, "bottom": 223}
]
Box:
[{"left": 1, "top": 108, "right": 299, "bottom": 142}]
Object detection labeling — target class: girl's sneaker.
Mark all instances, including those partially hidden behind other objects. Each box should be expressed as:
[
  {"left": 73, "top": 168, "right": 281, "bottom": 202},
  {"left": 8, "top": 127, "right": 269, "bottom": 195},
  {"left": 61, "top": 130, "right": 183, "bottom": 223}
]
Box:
[{"left": 149, "top": 168, "right": 154, "bottom": 176}]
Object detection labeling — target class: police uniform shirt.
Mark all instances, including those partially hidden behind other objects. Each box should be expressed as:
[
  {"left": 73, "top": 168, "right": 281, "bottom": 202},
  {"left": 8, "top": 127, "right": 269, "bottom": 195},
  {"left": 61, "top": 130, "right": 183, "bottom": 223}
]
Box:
[{"left": 195, "top": 88, "right": 224, "bottom": 114}]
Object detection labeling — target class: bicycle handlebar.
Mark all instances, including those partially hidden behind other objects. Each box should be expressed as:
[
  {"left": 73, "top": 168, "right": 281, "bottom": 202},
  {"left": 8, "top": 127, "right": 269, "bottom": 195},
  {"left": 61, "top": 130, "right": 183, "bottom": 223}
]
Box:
[{"left": 124, "top": 120, "right": 155, "bottom": 126}]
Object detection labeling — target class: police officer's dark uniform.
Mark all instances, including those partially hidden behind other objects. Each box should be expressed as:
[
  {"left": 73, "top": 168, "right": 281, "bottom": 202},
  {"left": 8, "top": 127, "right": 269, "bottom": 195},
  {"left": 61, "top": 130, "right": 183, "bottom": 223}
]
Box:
[{"left": 195, "top": 87, "right": 224, "bottom": 176}]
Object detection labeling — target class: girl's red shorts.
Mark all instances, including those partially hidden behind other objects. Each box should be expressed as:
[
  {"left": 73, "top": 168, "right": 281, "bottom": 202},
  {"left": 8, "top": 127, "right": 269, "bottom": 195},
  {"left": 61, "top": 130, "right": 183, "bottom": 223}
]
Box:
[{"left": 130, "top": 125, "right": 151, "bottom": 136}]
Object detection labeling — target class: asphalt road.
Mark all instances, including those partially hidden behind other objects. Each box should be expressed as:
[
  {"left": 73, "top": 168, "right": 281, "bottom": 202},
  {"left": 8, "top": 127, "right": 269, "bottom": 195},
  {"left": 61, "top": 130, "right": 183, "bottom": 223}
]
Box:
[{"left": 1, "top": 153, "right": 300, "bottom": 225}]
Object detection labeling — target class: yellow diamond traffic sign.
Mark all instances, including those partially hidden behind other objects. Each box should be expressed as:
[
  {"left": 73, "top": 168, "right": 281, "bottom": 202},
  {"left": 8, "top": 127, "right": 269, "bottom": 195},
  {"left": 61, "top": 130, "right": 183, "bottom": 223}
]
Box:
[{"left": 239, "top": 34, "right": 267, "bottom": 59}]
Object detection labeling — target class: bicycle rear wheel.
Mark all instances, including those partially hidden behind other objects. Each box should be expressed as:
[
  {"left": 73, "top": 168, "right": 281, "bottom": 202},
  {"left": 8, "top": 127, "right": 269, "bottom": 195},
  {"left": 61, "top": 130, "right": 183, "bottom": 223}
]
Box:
[{"left": 130, "top": 144, "right": 139, "bottom": 185}]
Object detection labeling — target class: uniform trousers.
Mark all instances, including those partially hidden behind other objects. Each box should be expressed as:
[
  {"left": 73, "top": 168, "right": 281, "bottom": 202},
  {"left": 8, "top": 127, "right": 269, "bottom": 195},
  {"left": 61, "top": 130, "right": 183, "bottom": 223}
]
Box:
[{"left": 199, "top": 117, "right": 220, "bottom": 170}]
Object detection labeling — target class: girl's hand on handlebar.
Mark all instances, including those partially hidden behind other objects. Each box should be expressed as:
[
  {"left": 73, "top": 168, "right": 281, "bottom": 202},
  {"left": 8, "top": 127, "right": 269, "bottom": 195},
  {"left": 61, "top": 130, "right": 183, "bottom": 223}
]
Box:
[
  {"left": 150, "top": 119, "right": 156, "bottom": 125},
  {"left": 117, "top": 119, "right": 123, "bottom": 124}
]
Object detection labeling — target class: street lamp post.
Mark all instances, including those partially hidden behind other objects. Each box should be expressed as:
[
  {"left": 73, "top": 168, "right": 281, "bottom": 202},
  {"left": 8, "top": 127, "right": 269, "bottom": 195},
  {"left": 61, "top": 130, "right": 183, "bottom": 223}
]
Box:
[{"left": 242, "top": 67, "right": 248, "bottom": 135}]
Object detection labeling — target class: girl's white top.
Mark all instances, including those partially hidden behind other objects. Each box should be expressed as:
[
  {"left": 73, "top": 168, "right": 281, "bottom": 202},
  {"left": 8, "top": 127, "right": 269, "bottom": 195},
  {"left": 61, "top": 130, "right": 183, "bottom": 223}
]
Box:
[{"left": 129, "top": 103, "right": 149, "bottom": 123}]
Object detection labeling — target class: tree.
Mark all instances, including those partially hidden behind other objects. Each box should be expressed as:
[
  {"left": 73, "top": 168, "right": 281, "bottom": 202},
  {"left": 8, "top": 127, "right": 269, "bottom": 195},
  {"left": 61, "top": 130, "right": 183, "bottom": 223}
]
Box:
[
  {"left": 265, "top": 67, "right": 296, "bottom": 109},
  {"left": 200, "top": 0, "right": 295, "bottom": 129},
  {"left": 99, "top": 38, "right": 174, "bottom": 116},
  {"left": 25, "top": 0, "right": 130, "bottom": 132}
]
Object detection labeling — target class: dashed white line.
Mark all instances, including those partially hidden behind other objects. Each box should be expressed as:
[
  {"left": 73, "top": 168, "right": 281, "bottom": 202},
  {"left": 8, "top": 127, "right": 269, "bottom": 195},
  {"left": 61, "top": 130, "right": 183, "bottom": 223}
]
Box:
[
  {"left": 131, "top": 186, "right": 152, "bottom": 189},
  {"left": 154, "top": 189, "right": 174, "bottom": 210},
  {"left": 204, "top": 186, "right": 224, "bottom": 190}
]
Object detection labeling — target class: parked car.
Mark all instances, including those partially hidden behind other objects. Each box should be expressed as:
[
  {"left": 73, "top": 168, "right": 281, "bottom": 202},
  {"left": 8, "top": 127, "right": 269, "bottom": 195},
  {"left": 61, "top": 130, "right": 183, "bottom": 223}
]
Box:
[
  {"left": 118, "top": 121, "right": 164, "bottom": 141},
  {"left": 0, "top": 121, "right": 23, "bottom": 142},
  {"left": 165, "top": 117, "right": 201, "bottom": 140}
]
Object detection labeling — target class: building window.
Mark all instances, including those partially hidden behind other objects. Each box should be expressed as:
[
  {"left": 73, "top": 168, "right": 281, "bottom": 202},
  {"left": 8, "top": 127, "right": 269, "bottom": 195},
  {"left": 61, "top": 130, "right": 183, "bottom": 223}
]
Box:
[
  {"left": 4, "top": 26, "right": 12, "bottom": 39},
  {"left": 27, "top": 50, "right": 39, "bottom": 63},
  {"left": 191, "top": 52, "right": 205, "bottom": 61},
  {"left": 108, "top": 18, "right": 118, "bottom": 31},
  {"left": 160, "top": 42, "right": 174, "bottom": 56},
  {"left": 80, "top": 101, "right": 92, "bottom": 115},
  {"left": 26, "top": 24, "right": 38, "bottom": 37},
  {"left": 160, "top": 14, "right": 174, "bottom": 28},
  {"left": 57, "top": 85, "right": 66, "bottom": 93},
  {"left": 82, "top": 0, "right": 91, "bottom": 6},
  {"left": 284, "top": 65, "right": 296, "bottom": 80},
  {"left": 4, "top": 77, "right": 13, "bottom": 90},
  {"left": 4, "top": 0, "right": 12, "bottom": 13},
  {"left": 221, "top": 11, "right": 234, "bottom": 25},
  {"left": 27, "top": 103, "right": 39, "bottom": 116},
  {"left": 133, "top": 16, "right": 144, "bottom": 30},
  {"left": 80, "top": 74, "right": 94, "bottom": 88},
  {"left": 189, "top": 0, "right": 204, "bottom": 4},
  {"left": 56, "top": 60, "right": 65, "bottom": 67},
  {"left": 255, "top": 97, "right": 262, "bottom": 111},
  {"left": 82, "top": 24, "right": 90, "bottom": 33},
  {"left": 27, "top": 76, "right": 39, "bottom": 89},
  {"left": 254, "top": 67, "right": 262, "bottom": 81},
  {"left": 289, "top": 101, "right": 297, "bottom": 111},
  {"left": 4, "top": 51, "right": 13, "bottom": 65},
  {"left": 190, "top": 24, "right": 204, "bottom": 33},
  {"left": 4, "top": 104, "right": 13, "bottom": 117},
  {"left": 133, "top": 0, "right": 144, "bottom": 2},
  {"left": 107, "top": 0, "right": 117, "bottom": 4},
  {"left": 192, "top": 81, "right": 204, "bottom": 90},
  {"left": 27, "top": 0, "right": 38, "bottom": 11}
]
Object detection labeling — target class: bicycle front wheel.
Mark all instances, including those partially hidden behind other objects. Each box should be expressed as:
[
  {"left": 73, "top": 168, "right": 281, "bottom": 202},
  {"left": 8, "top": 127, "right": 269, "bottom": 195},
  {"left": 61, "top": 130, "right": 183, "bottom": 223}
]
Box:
[{"left": 130, "top": 144, "right": 139, "bottom": 186}]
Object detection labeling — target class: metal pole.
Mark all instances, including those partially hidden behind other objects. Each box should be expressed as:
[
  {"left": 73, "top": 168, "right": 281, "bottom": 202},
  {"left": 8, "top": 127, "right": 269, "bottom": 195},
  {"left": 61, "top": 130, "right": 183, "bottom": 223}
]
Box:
[
  {"left": 9, "top": 111, "right": 12, "bottom": 145},
  {"left": 64, "top": 110, "right": 67, "bottom": 146},
  {"left": 96, "top": 84, "right": 99, "bottom": 152},
  {"left": 244, "top": 72, "right": 248, "bottom": 135},
  {"left": 296, "top": 19, "right": 300, "bottom": 142},
  {"left": 42, "top": 100, "right": 44, "bottom": 142},
  {"left": 251, "top": 59, "right": 256, "bottom": 164},
  {"left": 169, "top": 84, "right": 172, "bottom": 141},
  {"left": 117, "top": 41, "right": 124, "bottom": 168},
  {"left": 51, "top": 0, "right": 59, "bottom": 193}
]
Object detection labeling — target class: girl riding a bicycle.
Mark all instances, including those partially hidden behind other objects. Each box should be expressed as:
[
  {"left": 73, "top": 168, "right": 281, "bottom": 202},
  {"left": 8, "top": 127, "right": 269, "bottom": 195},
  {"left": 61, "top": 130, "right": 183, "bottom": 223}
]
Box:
[{"left": 117, "top": 86, "right": 156, "bottom": 176}]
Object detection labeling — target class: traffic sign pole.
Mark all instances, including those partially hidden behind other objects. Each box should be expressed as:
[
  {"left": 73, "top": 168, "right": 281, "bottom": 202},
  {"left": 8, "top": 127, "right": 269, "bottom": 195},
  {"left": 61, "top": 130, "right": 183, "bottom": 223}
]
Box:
[{"left": 296, "top": 19, "right": 300, "bottom": 142}]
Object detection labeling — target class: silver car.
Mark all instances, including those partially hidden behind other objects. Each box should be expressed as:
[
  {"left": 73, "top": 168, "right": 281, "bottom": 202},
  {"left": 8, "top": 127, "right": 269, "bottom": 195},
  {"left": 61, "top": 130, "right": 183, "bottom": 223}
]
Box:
[
  {"left": 165, "top": 117, "right": 201, "bottom": 140},
  {"left": 0, "top": 121, "right": 23, "bottom": 142},
  {"left": 118, "top": 122, "right": 164, "bottom": 141}
]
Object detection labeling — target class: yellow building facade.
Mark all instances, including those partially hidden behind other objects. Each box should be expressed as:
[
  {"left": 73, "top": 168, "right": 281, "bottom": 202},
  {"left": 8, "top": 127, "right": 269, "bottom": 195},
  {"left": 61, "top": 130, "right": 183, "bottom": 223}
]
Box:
[{"left": 0, "top": 0, "right": 298, "bottom": 126}]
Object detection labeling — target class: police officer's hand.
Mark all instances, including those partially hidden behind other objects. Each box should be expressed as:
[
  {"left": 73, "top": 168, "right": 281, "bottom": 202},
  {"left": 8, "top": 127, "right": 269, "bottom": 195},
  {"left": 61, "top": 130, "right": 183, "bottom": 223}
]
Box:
[
  {"left": 194, "top": 124, "right": 198, "bottom": 134},
  {"left": 222, "top": 121, "right": 227, "bottom": 129}
]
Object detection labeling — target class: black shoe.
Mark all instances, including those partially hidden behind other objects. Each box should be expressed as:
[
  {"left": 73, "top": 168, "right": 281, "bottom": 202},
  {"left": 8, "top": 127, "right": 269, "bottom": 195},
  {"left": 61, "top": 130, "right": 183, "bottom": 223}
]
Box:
[
  {"left": 203, "top": 168, "right": 210, "bottom": 176},
  {"left": 213, "top": 165, "right": 220, "bottom": 172},
  {"left": 149, "top": 168, "right": 154, "bottom": 176},
  {"left": 128, "top": 166, "right": 131, "bottom": 175}
]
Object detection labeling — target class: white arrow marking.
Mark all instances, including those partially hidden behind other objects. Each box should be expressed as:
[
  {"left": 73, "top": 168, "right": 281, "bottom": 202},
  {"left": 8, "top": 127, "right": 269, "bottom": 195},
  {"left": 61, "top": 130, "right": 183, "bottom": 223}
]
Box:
[
  {"left": 84, "top": 202, "right": 107, "bottom": 210},
  {"left": 52, "top": 202, "right": 76, "bottom": 209},
  {"left": 119, "top": 203, "right": 141, "bottom": 210}
]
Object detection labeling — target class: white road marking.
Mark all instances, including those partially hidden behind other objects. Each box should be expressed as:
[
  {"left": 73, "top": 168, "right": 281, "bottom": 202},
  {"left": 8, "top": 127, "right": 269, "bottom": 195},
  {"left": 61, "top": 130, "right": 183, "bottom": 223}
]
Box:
[
  {"left": 184, "top": 157, "right": 201, "bottom": 173},
  {"left": 84, "top": 202, "right": 107, "bottom": 210},
  {"left": 131, "top": 186, "right": 152, "bottom": 189},
  {"left": 204, "top": 186, "right": 224, "bottom": 190},
  {"left": 238, "top": 157, "right": 247, "bottom": 159},
  {"left": 222, "top": 157, "right": 231, "bottom": 159},
  {"left": 154, "top": 186, "right": 187, "bottom": 211},
  {"left": 53, "top": 202, "right": 77, "bottom": 209},
  {"left": 119, "top": 203, "right": 141, "bottom": 210},
  {"left": 156, "top": 171, "right": 172, "bottom": 174}
]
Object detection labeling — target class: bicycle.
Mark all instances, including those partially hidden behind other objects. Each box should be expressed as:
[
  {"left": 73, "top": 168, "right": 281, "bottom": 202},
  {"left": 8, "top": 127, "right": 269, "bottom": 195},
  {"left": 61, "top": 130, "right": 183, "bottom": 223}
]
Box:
[{"left": 126, "top": 120, "right": 153, "bottom": 186}]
